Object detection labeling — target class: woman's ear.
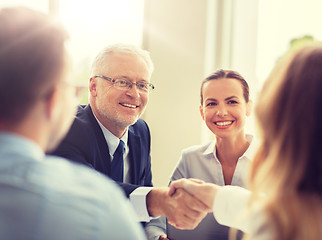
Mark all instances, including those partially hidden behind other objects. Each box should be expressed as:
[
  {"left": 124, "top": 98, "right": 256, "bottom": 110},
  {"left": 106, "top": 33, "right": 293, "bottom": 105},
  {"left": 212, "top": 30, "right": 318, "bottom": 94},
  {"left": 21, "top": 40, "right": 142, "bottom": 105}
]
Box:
[
  {"left": 246, "top": 100, "right": 253, "bottom": 117},
  {"left": 199, "top": 105, "right": 205, "bottom": 120},
  {"left": 89, "top": 77, "right": 97, "bottom": 97}
]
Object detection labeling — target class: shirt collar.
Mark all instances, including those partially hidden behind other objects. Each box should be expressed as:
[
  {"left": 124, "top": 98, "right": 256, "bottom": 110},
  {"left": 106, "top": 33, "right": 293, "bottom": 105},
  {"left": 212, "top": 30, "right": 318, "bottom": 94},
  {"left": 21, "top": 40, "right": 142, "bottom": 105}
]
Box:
[
  {"left": 243, "top": 134, "right": 258, "bottom": 161},
  {"left": 203, "top": 134, "right": 257, "bottom": 161},
  {"left": 92, "top": 110, "right": 128, "bottom": 158},
  {"left": 0, "top": 131, "right": 44, "bottom": 161},
  {"left": 204, "top": 140, "right": 216, "bottom": 156}
]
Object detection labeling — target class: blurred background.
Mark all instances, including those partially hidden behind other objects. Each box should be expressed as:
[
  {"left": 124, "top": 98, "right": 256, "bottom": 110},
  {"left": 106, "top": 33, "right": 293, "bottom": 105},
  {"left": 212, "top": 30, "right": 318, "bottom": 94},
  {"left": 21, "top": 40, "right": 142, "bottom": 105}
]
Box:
[{"left": 2, "top": 0, "right": 321, "bottom": 186}]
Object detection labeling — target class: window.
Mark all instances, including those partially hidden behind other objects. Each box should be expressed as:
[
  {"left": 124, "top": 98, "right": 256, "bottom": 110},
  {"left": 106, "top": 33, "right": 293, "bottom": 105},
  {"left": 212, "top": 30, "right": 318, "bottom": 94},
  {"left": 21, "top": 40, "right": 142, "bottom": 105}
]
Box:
[{"left": 256, "top": 0, "right": 322, "bottom": 89}]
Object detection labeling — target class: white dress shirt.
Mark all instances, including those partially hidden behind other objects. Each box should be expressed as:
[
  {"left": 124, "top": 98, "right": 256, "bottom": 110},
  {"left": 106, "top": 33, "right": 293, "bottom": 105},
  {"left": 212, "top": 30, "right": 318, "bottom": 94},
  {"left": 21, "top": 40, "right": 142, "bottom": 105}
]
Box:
[
  {"left": 213, "top": 186, "right": 271, "bottom": 240},
  {"left": 94, "top": 114, "right": 152, "bottom": 222}
]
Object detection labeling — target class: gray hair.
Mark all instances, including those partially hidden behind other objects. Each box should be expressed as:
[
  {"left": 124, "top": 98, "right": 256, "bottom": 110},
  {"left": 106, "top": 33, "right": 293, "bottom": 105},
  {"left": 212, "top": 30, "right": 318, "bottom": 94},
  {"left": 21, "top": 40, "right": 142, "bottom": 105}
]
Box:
[{"left": 91, "top": 44, "right": 154, "bottom": 78}]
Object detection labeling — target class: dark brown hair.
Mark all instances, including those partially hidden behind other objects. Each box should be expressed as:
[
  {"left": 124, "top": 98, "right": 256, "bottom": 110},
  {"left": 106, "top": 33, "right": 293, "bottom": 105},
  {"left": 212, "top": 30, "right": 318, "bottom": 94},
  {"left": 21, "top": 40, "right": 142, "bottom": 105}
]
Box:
[
  {"left": 0, "top": 7, "right": 68, "bottom": 124},
  {"left": 200, "top": 69, "right": 249, "bottom": 105}
]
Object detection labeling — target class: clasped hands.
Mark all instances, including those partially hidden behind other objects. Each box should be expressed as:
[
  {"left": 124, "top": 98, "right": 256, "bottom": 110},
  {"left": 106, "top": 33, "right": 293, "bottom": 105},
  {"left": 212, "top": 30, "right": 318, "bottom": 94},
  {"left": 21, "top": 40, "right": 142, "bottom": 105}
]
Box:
[{"left": 147, "top": 178, "right": 219, "bottom": 232}]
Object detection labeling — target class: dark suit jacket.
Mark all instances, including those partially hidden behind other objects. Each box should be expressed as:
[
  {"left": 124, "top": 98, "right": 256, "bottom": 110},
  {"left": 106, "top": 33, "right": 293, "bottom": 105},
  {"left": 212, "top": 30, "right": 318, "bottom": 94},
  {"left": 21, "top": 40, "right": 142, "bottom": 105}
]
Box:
[{"left": 52, "top": 104, "right": 153, "bottom": 197}]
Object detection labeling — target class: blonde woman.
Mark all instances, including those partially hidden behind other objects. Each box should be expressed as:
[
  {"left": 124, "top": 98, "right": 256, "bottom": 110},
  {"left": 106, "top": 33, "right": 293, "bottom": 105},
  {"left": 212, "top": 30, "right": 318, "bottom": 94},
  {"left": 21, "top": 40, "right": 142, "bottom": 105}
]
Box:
[{"left": 170, "top": 44, "right": 322, "bottom": 240}]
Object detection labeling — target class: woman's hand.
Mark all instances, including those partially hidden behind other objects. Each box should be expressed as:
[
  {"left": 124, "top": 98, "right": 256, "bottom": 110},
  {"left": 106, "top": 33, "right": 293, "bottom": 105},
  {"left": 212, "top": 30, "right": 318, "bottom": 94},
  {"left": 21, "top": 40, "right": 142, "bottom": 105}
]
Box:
[{"left": 168, "top": 178, "right": 220, "bottom": 211}]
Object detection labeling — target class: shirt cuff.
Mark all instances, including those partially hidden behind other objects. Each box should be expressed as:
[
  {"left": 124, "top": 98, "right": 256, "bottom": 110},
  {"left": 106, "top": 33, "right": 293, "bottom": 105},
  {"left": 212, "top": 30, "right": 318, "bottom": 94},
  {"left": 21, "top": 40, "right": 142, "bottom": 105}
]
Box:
[
  {"left": 130, "top": 186, "right": 153, "bottom": 222},
  {"left": 213, "top": 185, "right": 251, "bottom": 233}
]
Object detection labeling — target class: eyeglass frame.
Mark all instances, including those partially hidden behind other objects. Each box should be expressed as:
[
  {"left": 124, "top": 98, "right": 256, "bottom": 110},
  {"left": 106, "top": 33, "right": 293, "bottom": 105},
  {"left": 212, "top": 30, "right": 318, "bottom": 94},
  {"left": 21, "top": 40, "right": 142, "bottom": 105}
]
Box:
[{"left": 94, "top": 75, "right": 155, "bottom": 93}]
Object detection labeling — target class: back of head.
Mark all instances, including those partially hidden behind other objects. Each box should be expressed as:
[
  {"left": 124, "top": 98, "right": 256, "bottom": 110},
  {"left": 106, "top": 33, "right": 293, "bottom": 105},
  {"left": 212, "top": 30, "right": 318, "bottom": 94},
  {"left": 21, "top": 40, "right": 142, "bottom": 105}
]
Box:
[
  {"left": 0, "top": 7, "right": 68, "bottom": 125},
  {"left": 91, "top": 43, "right": 154, "bottom": 77},
  {"left": 250, "top": 44, "right": 322, "bottom": 239},
  {"left": 255, "top": 44, "right": 322, "bottom": 195}
]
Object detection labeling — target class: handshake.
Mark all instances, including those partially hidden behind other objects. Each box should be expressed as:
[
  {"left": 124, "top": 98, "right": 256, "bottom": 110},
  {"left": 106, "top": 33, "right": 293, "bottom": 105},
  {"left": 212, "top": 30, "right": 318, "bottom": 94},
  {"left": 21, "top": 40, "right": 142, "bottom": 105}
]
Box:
[{"left": 146, "top": 178, "right": 220, "bottom": 230}]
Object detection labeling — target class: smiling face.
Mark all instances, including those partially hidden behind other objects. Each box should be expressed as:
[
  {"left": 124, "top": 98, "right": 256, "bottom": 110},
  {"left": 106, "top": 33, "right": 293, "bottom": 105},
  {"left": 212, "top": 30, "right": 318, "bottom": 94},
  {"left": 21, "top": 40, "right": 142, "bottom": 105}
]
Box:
[
  {"left": 200, "top": 78, "right": 251, "bottom": 140},
  {"left": 89, "top": 52, "right": 150, "bottom": 137}
]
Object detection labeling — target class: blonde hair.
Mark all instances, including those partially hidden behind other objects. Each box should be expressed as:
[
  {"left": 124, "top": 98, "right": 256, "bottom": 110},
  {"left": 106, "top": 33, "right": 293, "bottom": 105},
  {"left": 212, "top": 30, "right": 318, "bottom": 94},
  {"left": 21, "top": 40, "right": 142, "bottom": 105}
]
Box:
[{"left": 248, "top": 45, "right": 322, "bottom": 239}]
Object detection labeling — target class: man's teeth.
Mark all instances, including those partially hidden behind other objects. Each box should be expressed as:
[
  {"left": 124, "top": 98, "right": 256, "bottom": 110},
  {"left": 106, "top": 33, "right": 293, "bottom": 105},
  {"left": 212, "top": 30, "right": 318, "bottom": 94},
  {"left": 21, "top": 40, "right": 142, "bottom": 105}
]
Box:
[
  {"left": 122, "top": 103, "right": 137, "bottom": 108},
  {"left": 215, "top": 121, "right": 232, "bottom": 126}
]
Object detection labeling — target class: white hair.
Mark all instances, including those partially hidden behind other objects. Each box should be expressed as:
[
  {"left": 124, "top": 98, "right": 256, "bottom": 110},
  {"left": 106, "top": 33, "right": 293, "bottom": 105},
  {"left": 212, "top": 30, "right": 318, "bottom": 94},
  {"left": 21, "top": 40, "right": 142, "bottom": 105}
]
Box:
[{"left": 91, "top": 43, "right": 154, "bottom": 78}]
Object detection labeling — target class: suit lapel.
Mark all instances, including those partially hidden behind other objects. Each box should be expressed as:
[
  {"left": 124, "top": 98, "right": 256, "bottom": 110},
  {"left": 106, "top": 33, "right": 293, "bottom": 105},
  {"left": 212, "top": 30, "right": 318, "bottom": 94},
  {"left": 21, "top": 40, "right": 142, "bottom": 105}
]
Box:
[
  {"left": 128, "top": 126, "right": 141, "bottom": 184},
  {"left": 84, "top": 105, "right": 112, "bottom": 176}
]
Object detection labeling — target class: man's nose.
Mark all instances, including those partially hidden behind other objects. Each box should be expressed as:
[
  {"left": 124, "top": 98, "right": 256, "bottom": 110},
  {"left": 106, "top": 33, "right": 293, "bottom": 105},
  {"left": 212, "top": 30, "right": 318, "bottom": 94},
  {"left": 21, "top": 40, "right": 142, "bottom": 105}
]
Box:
[{"left": 126, "top": 83, "right": 140, "bottom": 97}]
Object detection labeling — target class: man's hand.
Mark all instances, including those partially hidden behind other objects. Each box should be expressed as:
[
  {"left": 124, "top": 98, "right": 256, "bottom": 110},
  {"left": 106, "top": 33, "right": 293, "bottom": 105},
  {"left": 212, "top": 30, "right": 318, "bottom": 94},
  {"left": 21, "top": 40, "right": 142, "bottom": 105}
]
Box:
[
  {"left": 168, "top": 178, "right": 220, "bottom": 210},
  {"left": 146, "top": 187, "right": 208, "bottom": 229}
]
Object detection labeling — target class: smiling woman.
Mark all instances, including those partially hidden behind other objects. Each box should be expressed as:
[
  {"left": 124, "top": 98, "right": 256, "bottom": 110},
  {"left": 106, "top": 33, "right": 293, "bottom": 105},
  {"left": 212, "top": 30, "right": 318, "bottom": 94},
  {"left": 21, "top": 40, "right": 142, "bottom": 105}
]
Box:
[{"left": 145, "top": 69, "right": 258, "bottom": 240}]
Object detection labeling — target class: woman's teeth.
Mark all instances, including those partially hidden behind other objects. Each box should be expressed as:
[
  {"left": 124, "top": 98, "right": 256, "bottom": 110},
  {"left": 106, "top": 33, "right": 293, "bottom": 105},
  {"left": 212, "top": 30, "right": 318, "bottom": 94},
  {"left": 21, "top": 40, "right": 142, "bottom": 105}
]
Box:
[{"left": 215, "top": 121, "right": 232, "bottom": 126}]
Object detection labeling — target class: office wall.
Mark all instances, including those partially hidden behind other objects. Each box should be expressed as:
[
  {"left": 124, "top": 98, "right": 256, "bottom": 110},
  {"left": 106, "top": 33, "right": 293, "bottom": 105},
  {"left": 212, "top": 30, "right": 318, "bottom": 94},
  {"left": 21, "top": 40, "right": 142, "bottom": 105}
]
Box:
[{"left": 142, "top": 0, "right": 208, "bottom": 186}]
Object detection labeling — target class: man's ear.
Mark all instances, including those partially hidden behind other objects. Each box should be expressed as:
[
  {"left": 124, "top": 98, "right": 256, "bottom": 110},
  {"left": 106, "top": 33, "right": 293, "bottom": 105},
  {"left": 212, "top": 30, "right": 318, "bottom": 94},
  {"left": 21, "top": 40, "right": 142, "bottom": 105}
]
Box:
[
  {"left": 45, "top": 86, "right": 60, "bottom": 120},
  {"left": 89, "top": 77, "right": 97, "bottom": 97},
  {"left": 199, "top": 105, "right": 205, "bottom": 120},
  {"left": 246, "top": 100, "right": 253, "bottom": 117}
]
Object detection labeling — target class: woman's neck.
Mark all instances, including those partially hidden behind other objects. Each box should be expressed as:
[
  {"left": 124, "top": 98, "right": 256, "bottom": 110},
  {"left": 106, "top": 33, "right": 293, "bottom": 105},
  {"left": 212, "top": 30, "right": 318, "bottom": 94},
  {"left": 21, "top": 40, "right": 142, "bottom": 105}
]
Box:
[
  {"left": 215, "top": 133, "right": 249, "bottom": 164},
  {"left": 215, "top": 133, "right": 250, "bottom": 185}
]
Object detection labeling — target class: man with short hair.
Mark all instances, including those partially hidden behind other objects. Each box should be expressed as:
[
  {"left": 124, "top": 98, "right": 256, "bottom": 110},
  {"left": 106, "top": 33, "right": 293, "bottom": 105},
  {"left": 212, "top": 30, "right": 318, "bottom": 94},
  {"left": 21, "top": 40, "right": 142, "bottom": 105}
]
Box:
[
  {"left": 0, "top": 7, "right": 145, "bottom": 239},
  {"left": 53, "top": 44, "right": 208, "bottom": 229}
]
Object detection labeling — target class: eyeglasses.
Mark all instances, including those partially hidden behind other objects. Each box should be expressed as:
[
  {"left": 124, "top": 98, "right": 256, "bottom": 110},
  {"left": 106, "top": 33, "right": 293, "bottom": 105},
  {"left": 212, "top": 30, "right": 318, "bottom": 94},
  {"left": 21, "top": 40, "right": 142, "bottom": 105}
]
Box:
[{"left": 94, "top": 75, "right": 155, "bottom": 93}]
